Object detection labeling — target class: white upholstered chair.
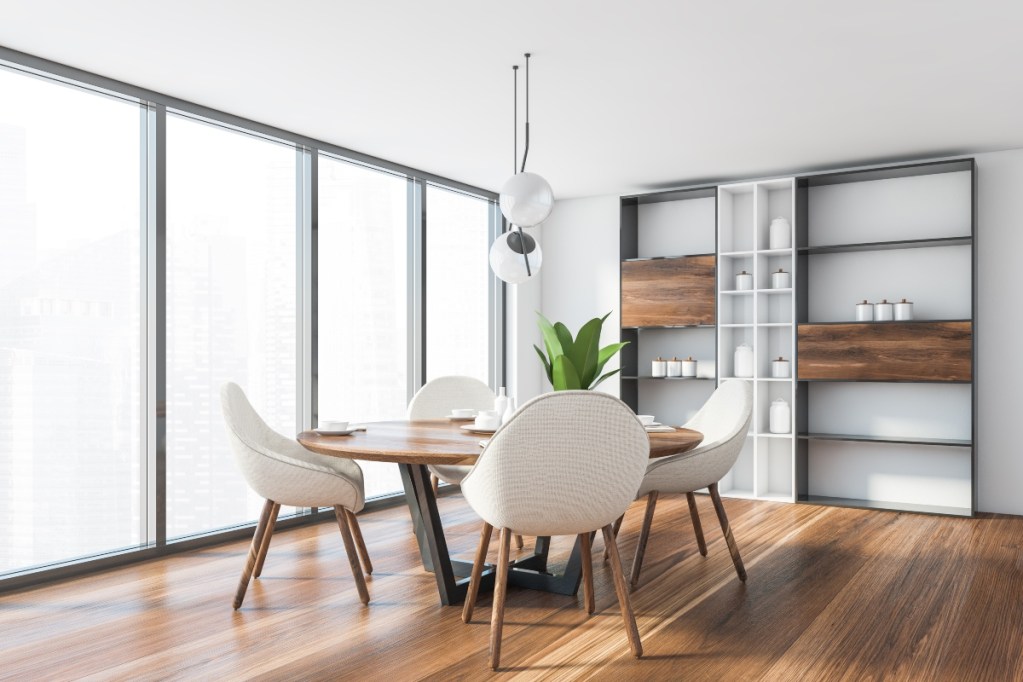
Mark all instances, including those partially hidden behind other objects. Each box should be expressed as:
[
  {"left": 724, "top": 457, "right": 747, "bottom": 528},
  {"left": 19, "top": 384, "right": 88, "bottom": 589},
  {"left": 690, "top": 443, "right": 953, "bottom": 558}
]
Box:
[
  {"left": 459, "top": 391, "right": 649, "bottom": 670},
  {"left": 220, "top": 382, "right": 372, "bottom": 608},
  {"left": 406, "top": 375, "right": 495, "bottom": 491},
  {"left": 627, "top": 379, "right": 753, "bottom": 588}
]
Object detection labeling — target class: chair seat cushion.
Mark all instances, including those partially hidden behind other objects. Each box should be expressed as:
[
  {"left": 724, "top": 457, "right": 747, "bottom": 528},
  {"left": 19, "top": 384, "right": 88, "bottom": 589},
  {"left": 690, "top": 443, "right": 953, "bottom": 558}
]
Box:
[{"left": 428, "top": 464, "right": 472, "bottom": 486}]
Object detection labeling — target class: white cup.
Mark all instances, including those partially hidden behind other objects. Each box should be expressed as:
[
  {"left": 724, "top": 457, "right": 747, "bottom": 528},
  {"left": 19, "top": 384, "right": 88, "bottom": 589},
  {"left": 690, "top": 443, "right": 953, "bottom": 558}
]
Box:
[
  {"left": 319, "top": 419, "right": 349, "bottom": 431},
  {"left": 451, "top": 408, "right": 476, "bottom": 418},
  {"left": 475, "top": 410, "right": 501, "bottom": 430},
  {"left": 637, "top": 414, "right": 656, "bottom": 426}
]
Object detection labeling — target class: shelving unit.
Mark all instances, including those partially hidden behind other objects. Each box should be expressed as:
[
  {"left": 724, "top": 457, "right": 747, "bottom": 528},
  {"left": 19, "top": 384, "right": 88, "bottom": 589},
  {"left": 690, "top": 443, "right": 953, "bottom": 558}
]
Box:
[
  {"left": 795, "top": 158, "right": 976, "bottom": 516},
  {"left": 716, "top": 178, "right": 797, "bottom": 503},
  {"left": 620, "top": 186, "right": 718, "bottom": 426},
  {"left": 619, "top": 157, "right": 977, "bottom": 518}
]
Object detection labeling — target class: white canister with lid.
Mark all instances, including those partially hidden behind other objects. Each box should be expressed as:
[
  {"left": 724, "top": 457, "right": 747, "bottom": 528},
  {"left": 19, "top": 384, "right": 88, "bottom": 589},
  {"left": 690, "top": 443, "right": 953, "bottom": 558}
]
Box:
[
  {"left": 769, "top": 217, "right": 791, "bottom": 250},
  {"left": 894, "top": 298, "right": 914, "bottom": 321},
  {"left": 681, "top": 356, "right": 697, "bottom": 377},
  {"left": 771, "top": 357, "right": 790, "bottom": 378},
  {"left": 651, "top": 357, "right": 667, "bottom": 378},
  {"left": 666, "top": 357, "right": 683, "bottom": 377},
  {"left": 734, "top": 344, "right": 754, "bottom": 378},
  {"left": 855, "top": 300, "right": 874, "bottom": 321},
  {"left": 874, "top": 299, "right": 894, "bottom": 321},
  {"left": 771, "top": 269, "right": 791, "bottom": 289},
  {"left": 735, "top": 270, "right": 753, "bottom": 291},
  {"left": 769, "top": 398, "right": 791, "bottom": 434}
]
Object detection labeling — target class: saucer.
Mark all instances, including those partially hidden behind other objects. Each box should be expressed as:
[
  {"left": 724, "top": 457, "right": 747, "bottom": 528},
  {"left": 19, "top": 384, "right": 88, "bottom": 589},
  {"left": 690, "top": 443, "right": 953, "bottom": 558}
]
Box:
[
  {"left": 461, "top": 424, "right": 498, "bottom": 435},
  {"left": 314, "top": 426, "right": 364, "bottom": 436}
]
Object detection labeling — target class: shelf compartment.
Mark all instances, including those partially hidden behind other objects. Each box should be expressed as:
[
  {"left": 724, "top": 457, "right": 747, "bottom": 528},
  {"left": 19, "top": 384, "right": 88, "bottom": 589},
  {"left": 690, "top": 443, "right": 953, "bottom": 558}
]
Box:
[
  {"left": 798, "top": 236, "right": 971, "bottom": 256},
  {"left": 720, "top": 290, "right": 754, "bottom": 296},
  {"left": 797, "top": 494, "right": 971, "bottom": 517},
  {"left": 798, "top": 433, "right": 971, "bottom": 447},
  {"left": 797, "top": 321, "right": 972, "bottom": 382},
  {"left": 621, "top": 255, "right": 715, "bottom": 327}
]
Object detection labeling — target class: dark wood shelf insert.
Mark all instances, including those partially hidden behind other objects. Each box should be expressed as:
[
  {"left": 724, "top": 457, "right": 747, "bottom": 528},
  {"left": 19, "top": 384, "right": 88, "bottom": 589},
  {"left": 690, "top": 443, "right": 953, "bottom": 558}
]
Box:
[
  {"left": 621, "top": 255, "right": 715, "bottom": 327},
  {"left": 797, "top": 321, "right": 972, "bottom": 382}
]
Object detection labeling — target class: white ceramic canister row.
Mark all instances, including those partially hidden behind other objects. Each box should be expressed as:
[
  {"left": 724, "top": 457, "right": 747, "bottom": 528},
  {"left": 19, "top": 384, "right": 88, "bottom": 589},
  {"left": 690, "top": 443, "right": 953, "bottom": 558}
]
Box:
[
  {"left": 855, "top": 299, "right": 914, "bottom": 321},
  {"left": 661, "top": 357, "right": 699, "bottom": 377}
]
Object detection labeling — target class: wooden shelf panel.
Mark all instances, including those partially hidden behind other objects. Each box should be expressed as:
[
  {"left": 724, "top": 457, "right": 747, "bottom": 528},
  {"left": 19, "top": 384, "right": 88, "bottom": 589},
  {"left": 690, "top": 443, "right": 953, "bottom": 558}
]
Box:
[
  {"left": 797, "top": 494, "right": 972, "bottom": 517},
  {"left": 621, "top": 255, "right": 715, "bottom": 327},
  {"left": 798, "top": 433, "right": 971, "bottom": 447},
  {"left": 797, "top": 321, "right": 972, "bottom": 382}
]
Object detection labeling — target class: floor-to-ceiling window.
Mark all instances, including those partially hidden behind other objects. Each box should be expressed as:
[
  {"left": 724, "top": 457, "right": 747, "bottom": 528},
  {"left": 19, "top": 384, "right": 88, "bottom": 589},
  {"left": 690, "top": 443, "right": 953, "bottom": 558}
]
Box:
[
  {"left": 0, "top": 50, "right": 501, "bottom": 583},
  {"left": 0, "top": 67, "right": 143, "bottom": 573},
  {"left": 165, "top": 115, "right": 300, "bottom": 538}
]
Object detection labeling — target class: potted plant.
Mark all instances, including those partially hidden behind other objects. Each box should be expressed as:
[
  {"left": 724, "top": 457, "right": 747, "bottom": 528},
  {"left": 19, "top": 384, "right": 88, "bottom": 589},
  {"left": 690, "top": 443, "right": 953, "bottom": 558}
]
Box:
[{"left": 534, "top": 311, "right": 629, "bottom": 390}]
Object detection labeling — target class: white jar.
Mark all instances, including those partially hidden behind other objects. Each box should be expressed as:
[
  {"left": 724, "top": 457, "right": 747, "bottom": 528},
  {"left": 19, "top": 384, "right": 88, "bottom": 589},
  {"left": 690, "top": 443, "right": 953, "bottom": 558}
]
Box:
[
  {"left": 771, "top": 269, "right": 791, "bottom": 289},
  {"left": 666, "top": 357, "right": 682, "bottom": 377},
  {"left": 855, "top": 300, "right": 874, "bottom": 322},
  {"left": 894, "top": 299, "right": 914, "bottom": 321},
  {"left": 769, "top": 398, "right": 791, "bottom": 434},
  {"left": 874, "top": 299, "right": 894, "bottom": 321},
  {"left": 681, "top": 356, "right": 697, "bottom": 377},
  {"left": 771, "top": 357, "right": 790, "bottom": 378},
  {"left": 769, "top": 217, "right": 791, "bottom": 250},
  {"left": 651, "top": 357, "right": 667, "bottom": 378},
  {"left": 734, "top": 344, "right": 753, "bottom": 378},
  {"left": 735, "top": 270, "right": 753, "bottom": 291}
]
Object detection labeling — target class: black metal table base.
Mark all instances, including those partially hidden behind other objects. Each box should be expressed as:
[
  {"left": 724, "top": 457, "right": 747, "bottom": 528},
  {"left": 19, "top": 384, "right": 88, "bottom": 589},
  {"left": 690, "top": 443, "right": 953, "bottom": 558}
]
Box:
[{"left": 398, "top": 463, "right": 585, "bottom": 605}]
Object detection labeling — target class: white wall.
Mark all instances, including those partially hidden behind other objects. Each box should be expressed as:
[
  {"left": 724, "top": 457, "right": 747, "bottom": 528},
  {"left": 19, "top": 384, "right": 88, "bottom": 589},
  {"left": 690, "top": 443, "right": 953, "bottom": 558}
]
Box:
[{"left": 519, "top": 147, "right": 1023, "bottom": 515}]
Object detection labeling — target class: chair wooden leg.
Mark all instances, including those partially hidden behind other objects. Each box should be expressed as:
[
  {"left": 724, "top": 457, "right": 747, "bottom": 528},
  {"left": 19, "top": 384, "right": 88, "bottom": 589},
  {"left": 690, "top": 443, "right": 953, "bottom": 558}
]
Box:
[
  {"left": 344, "top": 509, "right": 373, "bottom": 575},
  {"left": 514, "top": 534, "right": 524, "bottom": 550},
  {"left": 630, "top": 492, "right": 658, "bottom": 589},
  {"left": 489, "top": 527, "right": 512, "bottom": 670},
  {"left": 334, "top": 506, "right": 370, "bottom": 605},
  {"left": 579, "top": 532, "right": 595, "bottom": 615},
  {"left": 686, "top": 492, "right": 708, "bottom": 557},
  {"left": 252, "top": 502, "right": 280, "bottom": 579},
  {"left": 462, "top": 522, "right": 493, "bottom": 623},
  {"left": 233, "top": 499, "right": 275, "bottom": 609},
  {"left": 602, "top": 524, "right": 643, "bottom": 658},
  {"left": 604, "top": 513, "right": 626, "bottom": 562},
  {"left": 709, "top": 483, "right": 747, "bottom": 582}
]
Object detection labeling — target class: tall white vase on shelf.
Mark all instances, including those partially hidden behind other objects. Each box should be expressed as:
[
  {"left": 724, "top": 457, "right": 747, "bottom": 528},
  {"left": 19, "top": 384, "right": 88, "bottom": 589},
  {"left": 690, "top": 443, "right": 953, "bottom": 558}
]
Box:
[{"left": 769, "top": 217, "right": 791, "bottom": 250}]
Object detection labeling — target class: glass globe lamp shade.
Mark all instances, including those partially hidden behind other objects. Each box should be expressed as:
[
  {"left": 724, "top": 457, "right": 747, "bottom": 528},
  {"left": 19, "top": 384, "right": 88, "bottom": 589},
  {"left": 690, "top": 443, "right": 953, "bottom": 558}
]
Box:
[
  {"left": 489, "top": 229, "right": 542, "bottom": 284},
  {"left": 499, "top": 172, "right": 554, "bottom": 227}
]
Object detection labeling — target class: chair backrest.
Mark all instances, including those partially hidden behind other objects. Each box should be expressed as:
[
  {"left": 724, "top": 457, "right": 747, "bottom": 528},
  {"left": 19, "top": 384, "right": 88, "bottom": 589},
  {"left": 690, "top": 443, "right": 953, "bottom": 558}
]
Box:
[
  {"left": 407, "top": 375, "right": 495, "bottom": 419},
  {"left": 460, "top": 391, "right": 649, "bottom": 537}
]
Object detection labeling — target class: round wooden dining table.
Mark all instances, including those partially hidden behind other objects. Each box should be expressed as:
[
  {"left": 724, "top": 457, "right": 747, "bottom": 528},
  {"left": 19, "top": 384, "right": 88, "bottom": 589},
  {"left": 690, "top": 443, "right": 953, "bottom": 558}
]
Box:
[{"left": 298, "top": 419, "right": 702, "bottom": 606}]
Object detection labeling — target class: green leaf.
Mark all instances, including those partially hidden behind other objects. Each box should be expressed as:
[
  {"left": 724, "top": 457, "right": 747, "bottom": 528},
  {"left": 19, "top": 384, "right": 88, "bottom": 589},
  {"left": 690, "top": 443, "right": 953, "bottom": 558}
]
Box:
[
  {"left": 553, "top": 322, "right": 574, "bottom": 357},
  {"left": 595, "top": 342, "right": 630, "bottom": 375},
  {"left": 569, "top": 317, "right": 603, "bottom": 388},
  {"left": 536, "top": 312, "right": 564, "bottom": 360},
  {"left": 589, "top": 367, "right": 621, "bottom": 390},
  {"left": 534, "top": 344, "right": 553, "bottom": 383},
  {"left": 552, "top": 355, "right": 582, "bottom": 390}
]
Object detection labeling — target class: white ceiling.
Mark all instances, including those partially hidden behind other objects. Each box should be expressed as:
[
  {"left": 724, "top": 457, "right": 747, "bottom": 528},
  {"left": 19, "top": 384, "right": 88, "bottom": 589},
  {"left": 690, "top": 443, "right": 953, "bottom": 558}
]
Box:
[{"left": 1, "top": 0, "right": 1021, "bottom": 198}]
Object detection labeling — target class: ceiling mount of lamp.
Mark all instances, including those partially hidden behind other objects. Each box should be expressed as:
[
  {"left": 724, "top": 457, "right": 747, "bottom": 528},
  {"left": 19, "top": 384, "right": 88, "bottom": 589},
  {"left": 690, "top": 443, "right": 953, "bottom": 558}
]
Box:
[{"left": 490, "top": 53, "right": 552, "bottom": 285}]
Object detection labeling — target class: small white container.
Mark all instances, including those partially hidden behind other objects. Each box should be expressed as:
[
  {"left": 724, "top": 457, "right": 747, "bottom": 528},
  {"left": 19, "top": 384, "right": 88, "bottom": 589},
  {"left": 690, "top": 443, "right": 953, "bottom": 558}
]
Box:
[
  {"left": 735, "top": 270, "right": 753, "bottom": 291},
  {"left": 769, "top": 217, "right": 791, "bottom": 250},
  {"left": 769, "top": 398, "right": 791, "bottom": 434},
  {"left": 874, "top": 299, "right": 894, "bottom": 321},
  {"left": 771, "top": 357, "right": 790, "bottom": 378},
  {"left": 771, "top": 269, "right": 791, "bottom": 289},
  {"left": 681, "top": 356, "right": 697, "bottom": 377},
  {"left": 651, "top": 357, "right": 667, "bottom": 378},
  {"left": 855, "top": 300, "right": 874, "bottom": 322},
  {"left": 734, "top": 344, "right": 754, "bottom": 378},
  {"left": 894, "top": 298, "right": 914, "bottom": 321},
  {"left": 697, "top": 360, "right": 715, "bottom": 379},
  {"left": 666, "top": 357, "right": 683, "bottom": 377}
]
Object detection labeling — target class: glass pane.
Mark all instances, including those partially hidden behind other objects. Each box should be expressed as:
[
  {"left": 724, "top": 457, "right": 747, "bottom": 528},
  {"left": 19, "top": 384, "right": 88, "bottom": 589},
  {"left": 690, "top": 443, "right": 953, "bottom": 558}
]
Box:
[
  {"left": 166, "top": 115, "right": 298, "bottom": 539},
  {"left": 0, "top": 67, "right": 142, "bottom": 573},
  {"left": 426, "top": 186, "right": 491, "bottom": 383},
  {"left": 317, "top": 156, "right": 407, "bottom": 499}
]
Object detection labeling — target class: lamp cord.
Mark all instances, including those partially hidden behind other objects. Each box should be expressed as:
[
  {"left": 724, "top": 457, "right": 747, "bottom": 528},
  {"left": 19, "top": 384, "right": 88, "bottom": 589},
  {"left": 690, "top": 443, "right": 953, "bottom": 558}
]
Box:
[{"left": 520, "top": 53, "right": 530, "bottom": 173}]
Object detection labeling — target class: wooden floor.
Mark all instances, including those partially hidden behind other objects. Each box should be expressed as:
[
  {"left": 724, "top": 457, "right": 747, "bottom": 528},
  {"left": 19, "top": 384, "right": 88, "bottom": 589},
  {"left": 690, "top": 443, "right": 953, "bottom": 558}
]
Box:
[{"left": 2, "top": 493, "right": 1022, "bottom": 681}]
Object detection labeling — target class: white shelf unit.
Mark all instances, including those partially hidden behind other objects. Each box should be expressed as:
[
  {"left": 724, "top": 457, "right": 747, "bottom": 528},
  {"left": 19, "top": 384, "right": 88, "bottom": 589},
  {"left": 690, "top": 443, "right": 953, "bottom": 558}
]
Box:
[{"left": 717, "top": 179, "right": 796, "bottom": 502}]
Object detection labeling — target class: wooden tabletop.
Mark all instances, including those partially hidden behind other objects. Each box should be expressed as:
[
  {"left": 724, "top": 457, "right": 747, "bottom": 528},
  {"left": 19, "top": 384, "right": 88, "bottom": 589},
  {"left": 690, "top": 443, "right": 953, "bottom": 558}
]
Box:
[{"left": 297, "top": 419, "right": 703, "bottom": 466}]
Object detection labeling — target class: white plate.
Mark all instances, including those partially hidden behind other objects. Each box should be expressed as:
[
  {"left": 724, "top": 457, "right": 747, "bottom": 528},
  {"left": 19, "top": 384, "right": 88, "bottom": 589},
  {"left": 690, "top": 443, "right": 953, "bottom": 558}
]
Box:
[
  {"left": 446, "top": 414, "right": 476, "bottom": 421},
  {"left": 461, "top": 424, "right": 498, "bottom": 435},
  {"left": 314, "top": 427, "right": 364, "bottom": 436}
]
